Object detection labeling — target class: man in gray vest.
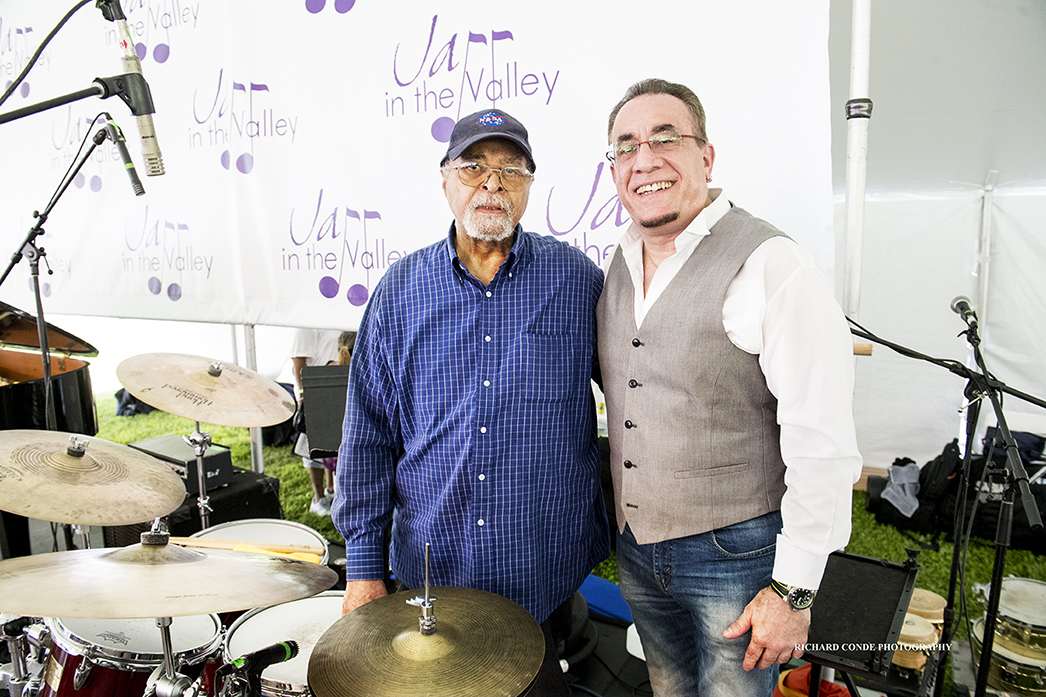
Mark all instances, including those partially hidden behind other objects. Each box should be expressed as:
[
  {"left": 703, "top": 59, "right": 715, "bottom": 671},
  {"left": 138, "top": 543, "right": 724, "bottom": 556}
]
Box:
[{"left": 597, "top": 78, "right": 862, "bottom": 696}]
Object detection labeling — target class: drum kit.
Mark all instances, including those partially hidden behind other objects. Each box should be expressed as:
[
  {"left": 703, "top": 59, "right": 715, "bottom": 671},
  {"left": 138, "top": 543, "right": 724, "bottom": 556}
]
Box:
[{"left": 0, "top": 353, "right": 546, "bottom": 697}]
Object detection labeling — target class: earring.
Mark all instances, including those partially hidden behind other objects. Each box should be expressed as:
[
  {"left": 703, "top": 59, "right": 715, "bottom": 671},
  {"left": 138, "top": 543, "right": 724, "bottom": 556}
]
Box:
[{"left": 706, "top": 176, "right": 713, "bottom": 183}]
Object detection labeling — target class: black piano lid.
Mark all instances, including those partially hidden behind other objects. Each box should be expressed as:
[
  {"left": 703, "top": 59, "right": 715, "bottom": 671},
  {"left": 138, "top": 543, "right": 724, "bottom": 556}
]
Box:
[{"left": 0, "top": 301, "right": 98, "bottom": 357}]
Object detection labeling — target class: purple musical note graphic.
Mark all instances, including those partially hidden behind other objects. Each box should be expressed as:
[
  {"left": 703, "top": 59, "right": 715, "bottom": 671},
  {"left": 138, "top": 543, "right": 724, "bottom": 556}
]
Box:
[{"left": 305, "top": 0, "right": 356, "bottom": 14}]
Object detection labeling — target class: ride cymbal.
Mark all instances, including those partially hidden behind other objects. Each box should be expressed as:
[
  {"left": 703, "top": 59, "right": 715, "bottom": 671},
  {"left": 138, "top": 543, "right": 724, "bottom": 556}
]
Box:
[
  {"left": 0, "top": 430, "right": 185, "bottom": 525},
  {"left": 0, "top": 536, "right": 338, "bottom": 618},
  {"left": 308, "top": 587, "right": 544, "bottom": 697},
  {"left": 116, "top": 353, "right": 295, "bottom": 428}
]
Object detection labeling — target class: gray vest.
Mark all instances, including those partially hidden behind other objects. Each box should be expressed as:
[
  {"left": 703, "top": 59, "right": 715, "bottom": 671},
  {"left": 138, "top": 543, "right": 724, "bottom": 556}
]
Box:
[{"left": 596, "top": 206, "right": 787, "bottom": 545}]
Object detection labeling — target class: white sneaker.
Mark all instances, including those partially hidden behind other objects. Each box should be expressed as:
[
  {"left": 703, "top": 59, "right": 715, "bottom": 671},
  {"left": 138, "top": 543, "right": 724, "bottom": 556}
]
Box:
[{"left": 309, "top": 496, "right": 331, "bottom": 516}]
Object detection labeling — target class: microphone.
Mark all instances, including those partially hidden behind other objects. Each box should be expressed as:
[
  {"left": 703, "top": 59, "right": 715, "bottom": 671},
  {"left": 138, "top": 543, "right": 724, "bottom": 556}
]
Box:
[
  {"left": 103, "top": 117, "right": 145, "bottom": 196},
  {"left": 218, "top": 641, "right": 299, "bottom": 677},
  {"left": 950, "top": 295, "right": 978, "bottom": 328},
  {"left": 99, "top": 1, "right": 165, "bottom": 176}
]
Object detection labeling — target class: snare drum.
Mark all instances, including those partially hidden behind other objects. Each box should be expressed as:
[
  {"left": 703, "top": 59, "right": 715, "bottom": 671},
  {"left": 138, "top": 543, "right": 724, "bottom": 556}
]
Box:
[
  {"left": 191, "top": 519, "right": 329, "bottom": 565},
  {"left": 224, "top": 591, "right": 343, "bottom": 697},
  {"left": 974, "top": 617, "right": 1046, "bottom": 695},
  {"left": 40, "top": 614, "right": 222, "bottom": 697},
  {"left": 996, "top": 577, "right": 1046, "bottom": 661}
]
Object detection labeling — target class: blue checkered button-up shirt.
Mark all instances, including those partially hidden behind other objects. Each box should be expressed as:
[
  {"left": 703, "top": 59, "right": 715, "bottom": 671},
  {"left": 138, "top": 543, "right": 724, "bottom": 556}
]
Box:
[{"left": 332, "top": 225, "right": 610, "bottom": 623}]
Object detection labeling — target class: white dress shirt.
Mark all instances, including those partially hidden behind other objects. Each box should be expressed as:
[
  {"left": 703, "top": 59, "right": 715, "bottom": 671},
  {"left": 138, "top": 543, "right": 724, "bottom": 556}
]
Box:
[{"left": 616, "top": 189, "right": 863, "bottom": 589}]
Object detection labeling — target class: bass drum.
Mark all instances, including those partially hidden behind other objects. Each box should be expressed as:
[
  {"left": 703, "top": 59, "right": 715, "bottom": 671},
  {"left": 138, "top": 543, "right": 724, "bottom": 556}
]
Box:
[
  {"left": 39, "top": 614, "right": 222, "bottom": 697},
  {"left": 224, "top": 591, "right": 343, "bottom": 697}
]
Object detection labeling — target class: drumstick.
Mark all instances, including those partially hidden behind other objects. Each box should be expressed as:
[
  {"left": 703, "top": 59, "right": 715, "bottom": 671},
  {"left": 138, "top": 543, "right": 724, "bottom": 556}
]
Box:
[{"left": 169, "top": 536, "right": 326, "bottom": 556}]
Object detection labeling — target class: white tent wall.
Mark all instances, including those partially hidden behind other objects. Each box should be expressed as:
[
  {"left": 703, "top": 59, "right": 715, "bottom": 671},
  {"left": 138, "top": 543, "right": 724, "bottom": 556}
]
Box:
[
  {"left": 828, "top": 0, "right": 1046, "bottom": 473},
  {"left": 834, "top": 190, "right": 1046, "bottom": 472}
]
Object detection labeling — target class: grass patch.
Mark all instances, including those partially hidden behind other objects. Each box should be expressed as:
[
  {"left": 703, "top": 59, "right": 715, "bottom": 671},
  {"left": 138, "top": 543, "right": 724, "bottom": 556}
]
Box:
[{"left": 96, "top": 393, "right": 342, "bottom": 543}]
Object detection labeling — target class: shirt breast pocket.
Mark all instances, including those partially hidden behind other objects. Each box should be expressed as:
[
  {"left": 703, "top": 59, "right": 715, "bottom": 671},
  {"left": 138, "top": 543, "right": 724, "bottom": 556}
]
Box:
[{"left": 518, "top": 333, "right": 579, "bottom": 403}]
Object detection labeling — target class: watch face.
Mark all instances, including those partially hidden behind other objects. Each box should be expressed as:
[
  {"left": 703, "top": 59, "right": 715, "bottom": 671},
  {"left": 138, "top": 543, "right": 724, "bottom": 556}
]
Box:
[{"left": 788, "top": 588, "right": 815, "bottom": 611}]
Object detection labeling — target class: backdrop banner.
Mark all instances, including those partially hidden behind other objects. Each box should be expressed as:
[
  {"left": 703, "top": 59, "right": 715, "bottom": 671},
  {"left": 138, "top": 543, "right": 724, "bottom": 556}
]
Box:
[{"left": 0, "top": 0, "right": 833, "bottom": 330}]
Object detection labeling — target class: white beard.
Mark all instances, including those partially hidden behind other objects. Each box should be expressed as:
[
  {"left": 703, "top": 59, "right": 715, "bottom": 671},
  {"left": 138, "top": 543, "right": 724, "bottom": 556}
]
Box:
[{"left": 462, "top": 197, "right": 516, "bottom": 242}]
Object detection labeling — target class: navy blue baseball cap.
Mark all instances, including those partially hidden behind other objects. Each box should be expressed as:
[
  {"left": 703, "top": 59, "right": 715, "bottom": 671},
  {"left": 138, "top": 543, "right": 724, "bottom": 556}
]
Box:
[{"left": 442, "top": 109, "right": 536, "bottom": 172}]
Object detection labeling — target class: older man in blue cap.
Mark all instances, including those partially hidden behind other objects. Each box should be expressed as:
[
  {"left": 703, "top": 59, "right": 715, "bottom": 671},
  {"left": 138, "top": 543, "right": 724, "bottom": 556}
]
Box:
[{"left": 333, "top": 109, "right": 610, "bottom": 695}]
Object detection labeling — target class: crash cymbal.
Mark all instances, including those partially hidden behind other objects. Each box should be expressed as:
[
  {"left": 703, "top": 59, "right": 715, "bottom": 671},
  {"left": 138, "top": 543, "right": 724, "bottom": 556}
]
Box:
[
  {"left": 116, "top": 353, "right": 296, "bottom": 428},
  {"left": 0, "top": 430, "right": 185, "bottom": 526},
  {"left": 308, "top": 587, "right": 543, "bottom": 697},
  {"left": 0, "top": 535, "right": 338, "bottom": 618}
]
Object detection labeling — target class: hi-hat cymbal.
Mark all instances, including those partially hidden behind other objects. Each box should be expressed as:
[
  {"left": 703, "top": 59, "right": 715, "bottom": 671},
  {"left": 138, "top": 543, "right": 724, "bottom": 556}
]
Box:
[
  {"left": 0, "top": 537, "right": 338, "bottom": 618},
  {"left": 0, "top": 430, "right": 186, "bottom": 525},
  {"left": 116, "top": 353, "right": 296, "bottom": 428},
  {"left": 308, "top": 587, "right": 544, "bottom": 697}
]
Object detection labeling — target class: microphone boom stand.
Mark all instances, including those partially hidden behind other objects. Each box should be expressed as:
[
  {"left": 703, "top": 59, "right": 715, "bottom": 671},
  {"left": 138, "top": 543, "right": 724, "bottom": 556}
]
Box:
[{"left": 849, "top": 322, "right": 1045, "bottom": 697}]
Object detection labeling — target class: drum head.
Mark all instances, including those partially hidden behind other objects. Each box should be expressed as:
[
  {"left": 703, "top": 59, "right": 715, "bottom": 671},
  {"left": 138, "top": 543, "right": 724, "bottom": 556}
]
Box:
[
  {"left": 48, "top": 615, "right": 222, "bottom": 668},
  {"left": 999, "top": 577, "right": 1046, "bottom": 628},
  {"left": 226, "top": 592, "right": 344, "bottom": 693},
  {"left": 191, "top": 519, "right": 329, "bottom": 564}
]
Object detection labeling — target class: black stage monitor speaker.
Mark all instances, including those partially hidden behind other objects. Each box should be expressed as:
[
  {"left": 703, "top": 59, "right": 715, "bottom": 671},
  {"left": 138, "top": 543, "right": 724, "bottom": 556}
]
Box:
[
  {"left": 103, "top": 469, "right": 282, "bottom": 547},
  {"left": 301, "top": 364, "right": 349, "bottom": 459},
  {"left": 805, "top": 550, "right": 920, "bottom": 680},
  {"left": 128, "top": 434, "right": 235, "bottom": 496}
]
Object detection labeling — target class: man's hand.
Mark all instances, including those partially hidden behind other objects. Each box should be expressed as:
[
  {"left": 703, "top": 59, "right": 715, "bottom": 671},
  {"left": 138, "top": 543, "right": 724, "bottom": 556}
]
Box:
[
  {"left": 722, "top": 586, "right": 810, "bottom": 670},
  {"left": 342, "top": 579, "right": 388, "bottom": 615}
]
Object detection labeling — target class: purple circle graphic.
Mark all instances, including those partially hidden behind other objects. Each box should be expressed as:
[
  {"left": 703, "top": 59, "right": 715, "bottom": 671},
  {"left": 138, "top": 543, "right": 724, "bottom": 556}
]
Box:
[
  {"left": 73, "top": 172, "right": 85, "bottom": 189},
  {"left": 237, "top": 153, "right": 254, "bottom": 174},
  {"left": 148, "top": 277, "right": 162, "bottom": 294},
  {"left": 135, "top": 43, "right": 147, "bottom": 60},
  {"left": 220, "top": 150, "right": 231, "bottom": 169},
  {"left": 42, "top": 283, "right": 51, "bottom": 298},
  {"left": 319, "top": 276, "right": 340, "bottom": 299},
  {"left": 20, "top": 82, "right": 30, "bottom": 99},
  {"left": 167, "top": 283, "right": 182, "bottom": 301},
  {"left": 431, "top": 117, "right": 455, "bottom": 143},
  {"left": 305, "top": 0, "right": 325, "bottom": 13},
  {"left": 335, "top": 0, "right": 356, "bottom": 12},
  {"left": 347, "top": 283, "right": 369, "bottom": 306},
  {"left": 90, "top": 176, "right": 102, "bottom": 192},
  {"left": 153, "top": 43, "right": 170, "bottom": 63}
]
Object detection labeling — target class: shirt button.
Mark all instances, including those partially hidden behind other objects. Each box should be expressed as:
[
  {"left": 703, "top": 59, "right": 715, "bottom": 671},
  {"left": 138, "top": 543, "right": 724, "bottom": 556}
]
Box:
[
  {"left": 624, "top": 460, "right": 635, "bottom": 469},
  {"left": 628, "top": 379, "right": 638, "bottom": 388},
  {"left": 484, "top": 335, "right": 492, "bottom": 342},
  {"left": 478, "top": 474, "right": 486, "bottom": 481},
  {"left": 486, "top": 290, "right": 492, "bottom": 297},
  {"left": 477, "top": 519, "right": 485, "bottom": 526},
  {"left": 480, "top": 426, "right": 487, "bottom": 434},
  {"left": 483, "top": 380, "right": 491, "bottom": 387},
  {"left": 624, "top": 420, "right": 635, "bottom": 429},
  {"left": 632, "top": 338, "right": 641, "bottom": 347}
]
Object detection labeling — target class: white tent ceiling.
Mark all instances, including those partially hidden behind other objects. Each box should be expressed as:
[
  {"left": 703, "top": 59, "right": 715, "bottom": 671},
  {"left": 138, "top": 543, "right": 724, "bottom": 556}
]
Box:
[{"left": 828, "top": 0, "right": 1046, "bottom": 195}]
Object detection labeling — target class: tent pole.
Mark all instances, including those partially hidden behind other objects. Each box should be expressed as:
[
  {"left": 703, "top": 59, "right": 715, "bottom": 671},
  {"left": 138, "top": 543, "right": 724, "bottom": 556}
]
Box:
[
  {"left": 842, "top": 0, "right": 873, "bottom": 319},
  {"left": 244, "top": 323, "right": 265, "bottom": 474},
  {"left": 976, "top": 170, "right": 998, "bottom": 327}
]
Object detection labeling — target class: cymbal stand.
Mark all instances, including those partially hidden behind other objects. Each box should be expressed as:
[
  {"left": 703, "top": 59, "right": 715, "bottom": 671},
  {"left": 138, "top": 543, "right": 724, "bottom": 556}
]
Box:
[
  {"left": 184, "top": 426, "right": 213, "bottom": 530},
  {"left": 66, "top": 436, "right": 93, "bottom": 548},
  {"left": 147, "top": 617, "right": 198, "bottom": 697},
  {"left": 406, "top": 543, "right": 437, "bottom": 635}
]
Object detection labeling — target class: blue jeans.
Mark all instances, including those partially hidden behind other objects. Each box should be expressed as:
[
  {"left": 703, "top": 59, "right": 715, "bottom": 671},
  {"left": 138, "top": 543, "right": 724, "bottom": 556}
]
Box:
[{"left": 618, "top": 512, "right": 782, "bottom": 697}]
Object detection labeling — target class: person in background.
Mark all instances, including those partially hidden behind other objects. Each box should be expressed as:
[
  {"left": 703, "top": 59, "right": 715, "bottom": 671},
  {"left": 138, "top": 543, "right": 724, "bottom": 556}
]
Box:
[
  {"left": 597, "top": 78, "right": 862, "bottom": 696},
  {"left": 290, "top": 327, "right": 341, "bottom": 516},
  {"left": 332, "top": 109, "right": 609, "bottom": 696}
]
